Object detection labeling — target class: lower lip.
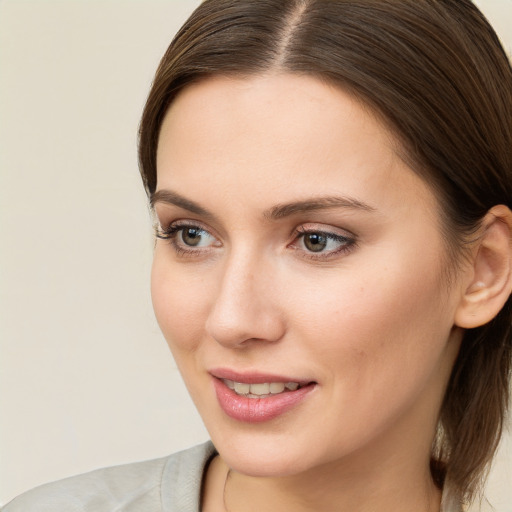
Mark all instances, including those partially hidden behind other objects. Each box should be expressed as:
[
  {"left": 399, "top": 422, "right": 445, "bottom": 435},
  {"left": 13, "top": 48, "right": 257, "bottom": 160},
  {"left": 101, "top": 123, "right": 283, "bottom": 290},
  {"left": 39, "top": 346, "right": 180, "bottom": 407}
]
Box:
[{"left": 212, "top": 378, "right": 316, "bottom": 423}]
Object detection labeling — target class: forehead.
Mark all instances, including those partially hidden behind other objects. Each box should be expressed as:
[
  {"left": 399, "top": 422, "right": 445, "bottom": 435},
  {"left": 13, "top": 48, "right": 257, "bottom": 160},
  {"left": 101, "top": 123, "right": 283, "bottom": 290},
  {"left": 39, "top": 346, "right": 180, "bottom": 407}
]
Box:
[
  {"left": 159, "top": 73, "right": 393, "bottom": 158},
  {"left": 156, "top": 73, "right": 438, "bottom": 219}
]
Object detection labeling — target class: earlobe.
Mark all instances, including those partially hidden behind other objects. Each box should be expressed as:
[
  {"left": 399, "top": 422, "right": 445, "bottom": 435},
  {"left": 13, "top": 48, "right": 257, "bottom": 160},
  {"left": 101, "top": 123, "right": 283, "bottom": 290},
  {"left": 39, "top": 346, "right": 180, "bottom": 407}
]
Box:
[{"left": 455, "top": 205, "right": 512, "bottom": 329}]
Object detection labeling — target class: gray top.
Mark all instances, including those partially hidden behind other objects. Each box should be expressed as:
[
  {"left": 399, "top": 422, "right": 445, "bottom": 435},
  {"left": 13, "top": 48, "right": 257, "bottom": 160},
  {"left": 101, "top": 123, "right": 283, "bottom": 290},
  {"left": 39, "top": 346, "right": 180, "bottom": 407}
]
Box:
[
  {"left": 1, "top": 442, "right": 217, "bottom": 512},
  {"left": 2, "top": 441, "right": 462, "bottom": 511}
]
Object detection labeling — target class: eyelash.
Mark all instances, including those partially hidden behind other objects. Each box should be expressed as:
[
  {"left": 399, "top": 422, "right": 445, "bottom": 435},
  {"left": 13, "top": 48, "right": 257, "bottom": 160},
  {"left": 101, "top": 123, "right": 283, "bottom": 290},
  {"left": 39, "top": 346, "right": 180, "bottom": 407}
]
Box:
[
  {"left": 155, "top": 221, "right": 216, "bottom": 257},
  {"left": 293, "top": 226, "right": 357, "bottom": 260},
  {"left": 155, "top": 221, "right": 357, "bottom": 261}
]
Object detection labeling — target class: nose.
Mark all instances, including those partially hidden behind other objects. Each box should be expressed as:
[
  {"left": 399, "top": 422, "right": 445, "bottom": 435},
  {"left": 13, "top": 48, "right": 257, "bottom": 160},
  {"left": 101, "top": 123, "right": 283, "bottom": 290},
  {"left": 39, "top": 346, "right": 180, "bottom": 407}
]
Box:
[{"left": 205, "top": 251, "right": 286, "bottom": 348}]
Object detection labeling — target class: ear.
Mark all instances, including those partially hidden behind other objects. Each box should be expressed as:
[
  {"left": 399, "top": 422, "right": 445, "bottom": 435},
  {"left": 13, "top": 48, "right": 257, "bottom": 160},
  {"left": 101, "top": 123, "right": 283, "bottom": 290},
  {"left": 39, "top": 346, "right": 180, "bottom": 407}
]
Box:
[{"left": 455, "top": 205, "right": 512, "bottom": 329}]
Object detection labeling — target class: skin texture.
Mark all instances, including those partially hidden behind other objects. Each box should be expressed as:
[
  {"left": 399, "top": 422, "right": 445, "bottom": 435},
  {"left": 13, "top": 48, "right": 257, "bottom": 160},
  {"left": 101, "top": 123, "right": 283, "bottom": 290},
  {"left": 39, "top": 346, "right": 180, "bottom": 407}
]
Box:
[{"left": 151, "top": 74, "right": 470, "bottom": 512}]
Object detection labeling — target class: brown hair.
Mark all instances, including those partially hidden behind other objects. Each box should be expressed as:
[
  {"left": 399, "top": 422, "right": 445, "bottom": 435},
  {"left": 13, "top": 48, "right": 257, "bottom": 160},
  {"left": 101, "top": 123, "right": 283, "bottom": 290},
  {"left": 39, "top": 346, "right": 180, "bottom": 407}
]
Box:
[{"left": 138, "top": 0, "right": 512, "bottom": 504}]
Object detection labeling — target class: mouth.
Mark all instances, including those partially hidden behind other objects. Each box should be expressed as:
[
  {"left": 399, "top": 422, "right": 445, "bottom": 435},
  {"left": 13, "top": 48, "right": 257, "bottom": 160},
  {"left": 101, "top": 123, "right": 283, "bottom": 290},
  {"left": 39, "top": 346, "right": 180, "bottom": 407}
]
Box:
[
  {"left": 210, "top": 369, "right": 317, "bottom": 422},
  {"left": 222, "top": 379, "right": 305, "bottom": 398}
]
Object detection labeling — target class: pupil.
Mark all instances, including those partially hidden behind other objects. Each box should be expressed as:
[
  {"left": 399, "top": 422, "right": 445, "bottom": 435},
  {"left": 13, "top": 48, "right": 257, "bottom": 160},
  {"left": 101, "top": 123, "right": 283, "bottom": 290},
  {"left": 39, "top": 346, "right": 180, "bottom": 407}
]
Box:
[
  {"left": 182, "top": 228, "right": 202, "bottom": 246},
  {"left": 305, "top": 233, "right": 327, "bottom": 252}
]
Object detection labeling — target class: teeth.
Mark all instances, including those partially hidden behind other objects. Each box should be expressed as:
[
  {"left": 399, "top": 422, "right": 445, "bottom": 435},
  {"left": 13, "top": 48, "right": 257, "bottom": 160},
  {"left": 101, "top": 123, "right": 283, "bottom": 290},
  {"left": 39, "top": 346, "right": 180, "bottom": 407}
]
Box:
[
  {"left": 269, "top": 382, "right": 285, "bottom": 394},
  {"left": 225, "top": 379, "right": 301, "bottom": 397},
  {"left": 250, "top": 383, "right": 270, "bottom": 395},
  {"left": 224, "top": 379, "right": 235, "bottom": 390},
  {"left": 234, "top": 382, "right": 250, "bottom": 394}
]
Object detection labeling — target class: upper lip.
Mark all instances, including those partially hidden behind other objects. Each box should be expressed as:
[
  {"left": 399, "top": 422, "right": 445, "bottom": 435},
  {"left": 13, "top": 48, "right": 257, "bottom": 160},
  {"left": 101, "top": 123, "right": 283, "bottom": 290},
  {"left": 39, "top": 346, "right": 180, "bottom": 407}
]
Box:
[{"left": 209, "top": 368, "right": 315, "bottom": 385}]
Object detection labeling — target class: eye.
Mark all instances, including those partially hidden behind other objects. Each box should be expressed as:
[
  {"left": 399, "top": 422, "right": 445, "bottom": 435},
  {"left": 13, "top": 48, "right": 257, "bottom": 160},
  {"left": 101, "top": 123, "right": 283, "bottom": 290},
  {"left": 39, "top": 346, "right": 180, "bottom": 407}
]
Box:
[
  {"left": 293, "top": 226, "right": 356, "bottom": 259},
  {"left": 155, "top": 221, "right": 220, "bottom": 255},
  {"left": 302, "top": 232, "right": 330, "bottom": 252},
  {"left": 178, "top": 226, "right": 215, "bottom": 247}
]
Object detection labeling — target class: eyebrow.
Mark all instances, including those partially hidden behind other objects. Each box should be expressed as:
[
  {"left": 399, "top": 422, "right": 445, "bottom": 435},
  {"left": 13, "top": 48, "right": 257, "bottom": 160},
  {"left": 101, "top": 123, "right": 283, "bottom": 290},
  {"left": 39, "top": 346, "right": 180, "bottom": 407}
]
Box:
[
  {"left": 266, "top": 196, "right": 376, "bottom": 219},
  {"left": 151, "top": 189, "right": 376, "bottom": 220},
  {"left": 151, "top": 190, "right": 214, "bottom": 218}
]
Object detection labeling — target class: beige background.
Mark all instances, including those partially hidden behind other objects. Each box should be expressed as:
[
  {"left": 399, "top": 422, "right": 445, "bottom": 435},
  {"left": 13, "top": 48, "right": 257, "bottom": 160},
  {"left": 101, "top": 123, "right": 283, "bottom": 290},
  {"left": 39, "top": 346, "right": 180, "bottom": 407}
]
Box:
[{"left": 1, "top": 0, "right": 511, "bottom": 508}]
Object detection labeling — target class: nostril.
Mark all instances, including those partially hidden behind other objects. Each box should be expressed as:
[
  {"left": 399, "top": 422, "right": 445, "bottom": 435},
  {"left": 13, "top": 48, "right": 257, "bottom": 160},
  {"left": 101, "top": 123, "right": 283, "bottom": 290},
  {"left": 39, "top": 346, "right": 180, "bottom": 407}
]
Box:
[{"left": 205, "top": 302, "right": 286, "bottom": 348}]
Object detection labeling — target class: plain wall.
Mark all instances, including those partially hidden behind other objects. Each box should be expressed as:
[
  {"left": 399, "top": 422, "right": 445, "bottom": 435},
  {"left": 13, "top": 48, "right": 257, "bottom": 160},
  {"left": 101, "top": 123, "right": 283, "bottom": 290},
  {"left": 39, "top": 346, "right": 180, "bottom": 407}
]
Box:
[{"left": 1, "top": 0, "right": 511, "bottom": 508}]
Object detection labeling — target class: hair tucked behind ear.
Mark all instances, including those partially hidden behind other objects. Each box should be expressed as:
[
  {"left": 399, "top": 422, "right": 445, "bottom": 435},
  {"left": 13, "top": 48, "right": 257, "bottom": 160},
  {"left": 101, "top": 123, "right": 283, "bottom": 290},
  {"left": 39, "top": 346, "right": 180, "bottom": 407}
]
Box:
[{"left": 139, "top": 0, "right": 512, "bottom": 504}]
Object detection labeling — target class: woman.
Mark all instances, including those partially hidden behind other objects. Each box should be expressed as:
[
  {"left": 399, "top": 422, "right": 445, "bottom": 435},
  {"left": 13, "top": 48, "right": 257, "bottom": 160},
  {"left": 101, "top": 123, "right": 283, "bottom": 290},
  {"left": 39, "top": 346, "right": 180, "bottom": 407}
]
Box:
[{"left": 3, "top": 0, "right": 511, "bottom": 511}]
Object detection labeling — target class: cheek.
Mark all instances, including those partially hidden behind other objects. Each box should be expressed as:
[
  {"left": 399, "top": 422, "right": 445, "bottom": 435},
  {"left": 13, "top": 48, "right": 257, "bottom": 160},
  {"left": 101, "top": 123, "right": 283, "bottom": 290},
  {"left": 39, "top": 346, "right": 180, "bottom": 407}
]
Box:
[
  {"left": 150, "top": 250, "right": 212, "bottom": 354},
  {"left": 284, "top": 246, "right": 454, "bottom": 387},
  {"left": 275, "top": 256, "right": 456, "bottom": 450}
]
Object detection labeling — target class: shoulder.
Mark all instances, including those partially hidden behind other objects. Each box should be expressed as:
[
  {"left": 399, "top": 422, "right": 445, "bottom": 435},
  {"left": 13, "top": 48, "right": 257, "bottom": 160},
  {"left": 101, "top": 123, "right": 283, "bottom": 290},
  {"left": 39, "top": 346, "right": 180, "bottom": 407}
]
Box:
[
  {"left": 2, "top": 441, "right": 216, "bottom": 512},
  {"left": 1, "top": 457, "right": 167, "bottom": 512}
]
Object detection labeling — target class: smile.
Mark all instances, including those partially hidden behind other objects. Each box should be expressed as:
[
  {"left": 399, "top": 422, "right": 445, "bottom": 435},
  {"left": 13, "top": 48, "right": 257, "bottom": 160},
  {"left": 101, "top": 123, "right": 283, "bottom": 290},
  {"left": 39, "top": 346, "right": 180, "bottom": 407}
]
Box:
[
  {"left": 212, "top": 373, "right": 316, "bottom": 423},
  {"left": 223, "top": 379, "right": 301, "bottom": 398}
]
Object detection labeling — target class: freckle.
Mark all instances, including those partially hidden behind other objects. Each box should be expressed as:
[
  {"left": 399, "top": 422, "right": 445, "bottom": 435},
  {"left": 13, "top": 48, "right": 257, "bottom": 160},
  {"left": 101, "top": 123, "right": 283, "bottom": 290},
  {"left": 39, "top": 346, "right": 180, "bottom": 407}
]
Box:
[{"left": 355, "top": 349, "right": 367, "bottom": 359}]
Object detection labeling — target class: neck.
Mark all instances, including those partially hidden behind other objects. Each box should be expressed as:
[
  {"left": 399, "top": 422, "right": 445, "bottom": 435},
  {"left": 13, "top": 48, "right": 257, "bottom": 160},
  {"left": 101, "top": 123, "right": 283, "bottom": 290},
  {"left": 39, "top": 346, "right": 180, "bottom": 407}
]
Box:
[
  {"left": 203, "top": 390, "right": 445, "bottom": 512},
  {"left": 220, "top": 448, "right": 441, "bottom": 512},
  {"left": 201, "top": 329, "right": 462, "bottom": 512}
]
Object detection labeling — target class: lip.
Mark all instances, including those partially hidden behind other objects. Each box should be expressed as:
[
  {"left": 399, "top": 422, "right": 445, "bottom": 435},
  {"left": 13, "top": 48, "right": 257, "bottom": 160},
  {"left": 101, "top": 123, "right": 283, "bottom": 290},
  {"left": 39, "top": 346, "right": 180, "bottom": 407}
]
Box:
[
  {"left": 210, "top": 368, "right": 316, "bottom": 423},
  {"left": 209, "top": 368, "right": 313, "bottom": 385}
]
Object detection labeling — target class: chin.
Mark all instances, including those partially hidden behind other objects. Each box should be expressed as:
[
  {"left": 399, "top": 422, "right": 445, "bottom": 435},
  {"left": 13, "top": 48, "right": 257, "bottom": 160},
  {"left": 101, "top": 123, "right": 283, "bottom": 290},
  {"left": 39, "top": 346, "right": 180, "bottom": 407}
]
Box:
[
  {"left": 221, "top": 449, "right": 310, "bottom": 478},
  {"left": 208, "top": 426, "right": 329, "bottom": 477}
]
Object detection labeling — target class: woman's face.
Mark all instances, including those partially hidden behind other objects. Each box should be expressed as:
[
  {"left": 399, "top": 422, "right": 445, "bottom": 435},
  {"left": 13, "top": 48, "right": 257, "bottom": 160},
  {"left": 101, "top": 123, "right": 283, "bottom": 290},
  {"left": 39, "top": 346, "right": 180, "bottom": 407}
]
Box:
[{"left": 151, "top": 74, "right": 464, "bottom": 477}]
